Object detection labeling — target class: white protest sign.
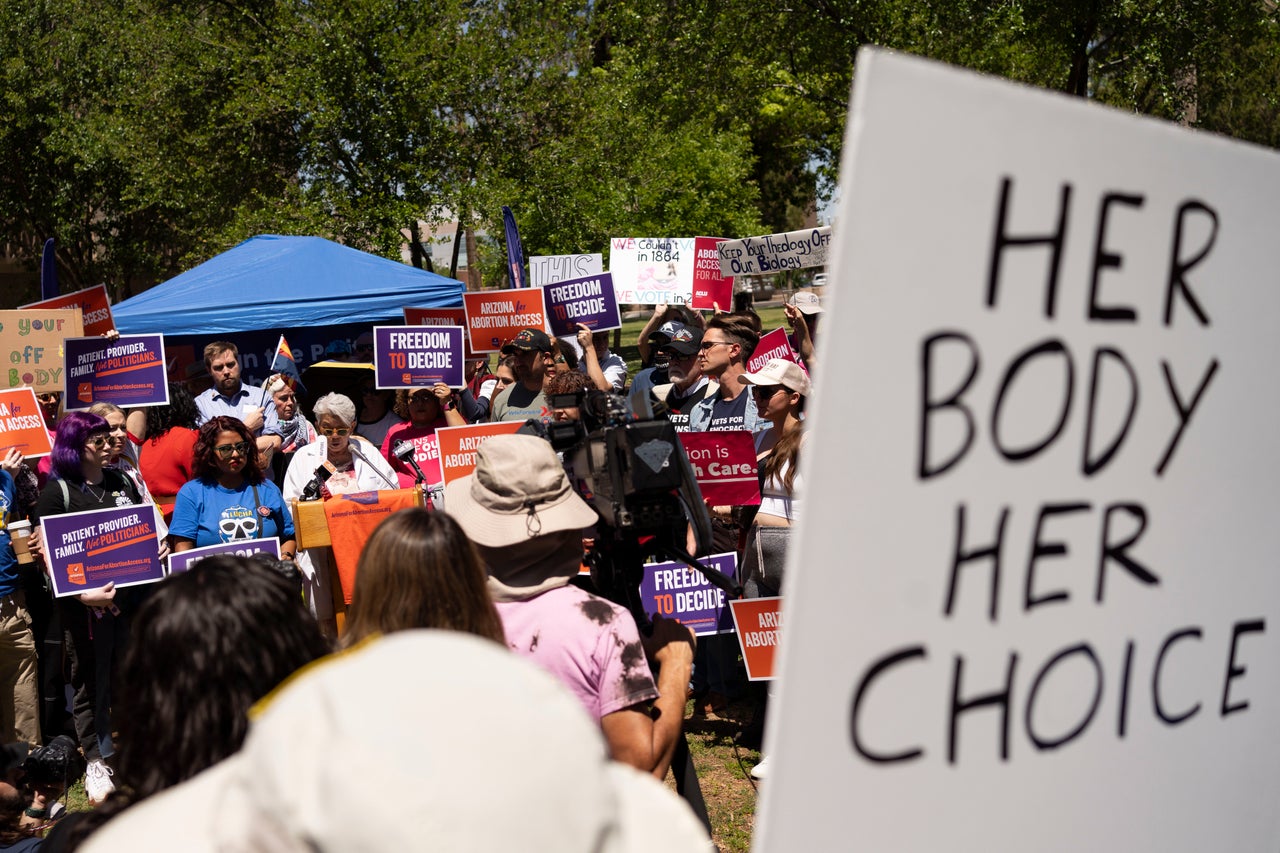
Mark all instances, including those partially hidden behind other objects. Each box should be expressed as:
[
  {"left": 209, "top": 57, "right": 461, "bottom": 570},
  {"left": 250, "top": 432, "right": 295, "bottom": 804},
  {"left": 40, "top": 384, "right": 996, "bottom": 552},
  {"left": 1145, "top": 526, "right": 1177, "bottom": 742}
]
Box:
[
  {"left": 608, "top": 237, "right": 695, "bottom": 305},
  {"left": 717, "top": 226, "right": 832, "bottom": 277},
  {"left": 756, "top": 48, "right": 1280, "bottom": 852},
  {"left": 529, "top": 253, "right": 603, "bottom": 287}
]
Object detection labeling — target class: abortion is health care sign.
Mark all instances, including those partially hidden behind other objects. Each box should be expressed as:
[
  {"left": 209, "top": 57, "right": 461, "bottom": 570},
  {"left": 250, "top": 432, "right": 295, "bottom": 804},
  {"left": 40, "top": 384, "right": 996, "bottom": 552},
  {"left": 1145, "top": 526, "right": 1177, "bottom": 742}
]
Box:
[
  {"left": 373, "top": 325, "right": 464, "bottom": 388},
  {"left": 42, "top": 505, "right": 164, "bottom": 597},
  {"left": 756, "top": 49, "right": 1280, "bottom": 852}
]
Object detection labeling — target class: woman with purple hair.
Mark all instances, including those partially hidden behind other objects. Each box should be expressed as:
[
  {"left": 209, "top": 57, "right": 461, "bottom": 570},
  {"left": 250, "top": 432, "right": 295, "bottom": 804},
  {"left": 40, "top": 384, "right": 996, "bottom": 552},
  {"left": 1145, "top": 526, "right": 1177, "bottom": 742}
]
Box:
[{"left": 31, "top": 411, "right": 153, "bottom": 805}]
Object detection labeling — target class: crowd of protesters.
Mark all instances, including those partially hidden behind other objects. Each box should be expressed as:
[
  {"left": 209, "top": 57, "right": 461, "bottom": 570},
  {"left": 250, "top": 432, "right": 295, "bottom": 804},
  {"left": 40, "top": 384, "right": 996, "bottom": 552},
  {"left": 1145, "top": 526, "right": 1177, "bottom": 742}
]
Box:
[{"left": 0, "top": 290, "right": 820, "bottom": 849}]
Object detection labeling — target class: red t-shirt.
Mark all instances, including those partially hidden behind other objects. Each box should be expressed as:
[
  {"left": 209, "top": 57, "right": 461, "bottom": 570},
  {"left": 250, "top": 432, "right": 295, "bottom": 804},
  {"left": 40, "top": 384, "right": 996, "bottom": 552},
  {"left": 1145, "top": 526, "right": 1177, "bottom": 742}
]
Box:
[{"left": 139, "top": 427, "right": 198, "bottom": 520}]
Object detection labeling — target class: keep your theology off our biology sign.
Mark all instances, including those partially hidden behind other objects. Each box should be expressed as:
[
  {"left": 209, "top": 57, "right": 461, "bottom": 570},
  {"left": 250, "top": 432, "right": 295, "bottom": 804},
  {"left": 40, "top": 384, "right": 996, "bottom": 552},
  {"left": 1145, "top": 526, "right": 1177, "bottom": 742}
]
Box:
[{"left": 756, "top": 49, "right": 1280, "bottom": 852}]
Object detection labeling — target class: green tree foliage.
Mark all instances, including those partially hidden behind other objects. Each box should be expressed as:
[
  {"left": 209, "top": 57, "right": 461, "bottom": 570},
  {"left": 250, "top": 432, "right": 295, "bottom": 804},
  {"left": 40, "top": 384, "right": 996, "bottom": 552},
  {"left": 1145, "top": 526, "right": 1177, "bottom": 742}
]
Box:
[{"left": 0, "top": 0, "right": 1276, "bottom": 300}]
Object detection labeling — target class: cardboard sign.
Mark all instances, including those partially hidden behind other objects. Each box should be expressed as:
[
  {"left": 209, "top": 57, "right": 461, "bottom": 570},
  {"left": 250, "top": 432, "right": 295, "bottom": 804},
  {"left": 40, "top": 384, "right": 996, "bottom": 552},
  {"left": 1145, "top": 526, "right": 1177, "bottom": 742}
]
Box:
[
  {"left": 731, "top": 597, "right": 782, "bottom": 680},
  {"left": 639, "top": 552, "right": 738, "bottom": 636},
  {"left": 0, "top": 309, "right": 83, "bottom": 393},
  {"left": 678, "top": 430, "right": 760, "bottom": 506},
  {"left": 41, "top": 504, "right": 164, "bottom": 596},
  {"left": 691, "top": 237, "right": 734, "bottom": 310},
  {"left": 435, "top": 422, "right": 523, "bottom": 485},
  {"left": 608, "top": 237, "right": 695, "bottom": 305},
  {"left": 747, "top": 328, "right": 801, "bottom": 374},
  {"left": 373, "top": 325, "right": 464, "bottom": 388},
  {"left": 20, "top": 284, "right": 115, "bottom": 337},
  {"left": 168, "top": 537, "right": 280, "bottom": 574},
  {"left": 403, "top": 307, "right": 477, "bottom": 359},
  {"left": 530, "top": 253, "right": 603, "bottom": 287},
  {"left": 0, "top": 388, "right": 52, "bottom": 458},
  {"left": 543, "top": 272, "right": 622, "bottom": 337},
  {"left": 717, "top": 226, "right": 832, "bottom": 277},
  {"left": 757, "top": 48, "right": 1280, "bottom": 852},
  {"left": 64, "top": 334, "right": 169, "bottom": 410},
  {"left": 462, "top": 288, "right": 548, "bottom": 354}
]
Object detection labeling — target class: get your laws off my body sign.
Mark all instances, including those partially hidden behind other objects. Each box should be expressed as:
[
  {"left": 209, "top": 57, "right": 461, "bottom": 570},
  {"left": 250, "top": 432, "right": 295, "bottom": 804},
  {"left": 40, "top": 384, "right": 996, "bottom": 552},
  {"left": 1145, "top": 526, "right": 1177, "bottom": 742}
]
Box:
[{"left": 756, "top": 49, "right": 1280, "bottom": 851}]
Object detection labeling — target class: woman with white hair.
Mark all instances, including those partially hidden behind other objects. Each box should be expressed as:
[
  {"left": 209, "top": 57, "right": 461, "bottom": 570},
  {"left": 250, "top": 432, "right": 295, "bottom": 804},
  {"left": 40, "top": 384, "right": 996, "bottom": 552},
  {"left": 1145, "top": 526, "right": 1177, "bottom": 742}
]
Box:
[{"left": 282, "top": 393, "right": 399, "bottom": 627}]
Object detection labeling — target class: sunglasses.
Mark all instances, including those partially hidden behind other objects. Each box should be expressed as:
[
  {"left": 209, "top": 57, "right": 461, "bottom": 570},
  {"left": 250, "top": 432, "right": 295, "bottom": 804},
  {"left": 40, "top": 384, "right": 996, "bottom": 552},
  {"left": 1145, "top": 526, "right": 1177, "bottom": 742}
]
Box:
[
  {"left": 85, "top": 435, "right": 110, "bottom": 449},
  {"left": 320, "top": 427, "right": 352, "bottom": 437},
  {"left": 214, "top": 441, "right": 251, "bottom": 458},
  {"left": 699, "top": 341, "right": 732, "bottom": 351},
  {"left": 751, "top": 385, "right": 784, "bottom": 399},
  {"left": 408, "top": 394, "right": 435, "bottom": 403}
]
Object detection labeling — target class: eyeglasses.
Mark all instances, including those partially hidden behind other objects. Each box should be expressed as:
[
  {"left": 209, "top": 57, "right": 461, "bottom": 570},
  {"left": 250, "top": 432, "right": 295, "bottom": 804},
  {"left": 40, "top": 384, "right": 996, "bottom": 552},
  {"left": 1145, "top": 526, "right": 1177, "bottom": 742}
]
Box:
[
  {"left": 751, "top": 385, "right": 784, "bottom": 399},
  {"left": 214, "top": 441, "right": 251, "bottom": 458},
  {"left": 85, "top": 435, "right": 109, "bottom": 449},
  {"left": 408, "top": 394, "right": 434, "bottom": 403},
  {"left": 320, "top": 427, "right": 352, "bottom": 437},
  {"left": 699, "top": 341, "right": 732, "bottom": 351}
]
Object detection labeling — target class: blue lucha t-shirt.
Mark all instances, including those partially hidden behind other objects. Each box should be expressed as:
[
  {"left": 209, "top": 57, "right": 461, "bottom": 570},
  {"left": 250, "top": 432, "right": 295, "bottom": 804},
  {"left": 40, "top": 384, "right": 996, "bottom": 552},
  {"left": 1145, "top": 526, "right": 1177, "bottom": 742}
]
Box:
[{"left": 170, "top": 478, "right": 294, "bottom": 548}]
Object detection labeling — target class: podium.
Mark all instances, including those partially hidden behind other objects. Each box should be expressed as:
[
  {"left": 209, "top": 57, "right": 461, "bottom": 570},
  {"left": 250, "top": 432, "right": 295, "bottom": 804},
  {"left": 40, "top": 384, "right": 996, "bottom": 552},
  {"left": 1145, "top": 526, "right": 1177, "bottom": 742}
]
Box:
[{"left": 289, "top": 487, "right": 425, "bottom": 634}]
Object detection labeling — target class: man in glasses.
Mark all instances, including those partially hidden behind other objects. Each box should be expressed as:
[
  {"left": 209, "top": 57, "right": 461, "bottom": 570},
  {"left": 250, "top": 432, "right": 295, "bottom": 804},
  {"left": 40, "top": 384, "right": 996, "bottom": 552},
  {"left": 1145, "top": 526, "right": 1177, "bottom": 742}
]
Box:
[
  {"left": 648, "top": 324, "right": 713, "bottom": 431},
  {"left": 489, "top": 330, "right": 554, "bottom": 423},
  {"left": 685, "top": 314, "right": 765, "bottom": 719},
  {"left": 194, "top": 342, "right": 283, "bottom": 460},
  {"left": 687, "top": 315, "right": 768, "bottom": 436}
]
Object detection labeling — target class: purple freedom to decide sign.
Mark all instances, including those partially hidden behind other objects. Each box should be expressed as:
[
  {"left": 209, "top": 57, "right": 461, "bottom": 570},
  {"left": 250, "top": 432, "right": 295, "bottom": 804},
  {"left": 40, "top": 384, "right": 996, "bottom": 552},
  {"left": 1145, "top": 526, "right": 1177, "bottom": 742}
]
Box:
[
  {"left": 373, "top": 325, "right": 465, "bottom": 389},
  {"left": 168, "top": 537, "right": 281, "bottom": 575},
  {"left": 640, "top": 552, "right": 738, "bottom": 636},
  {"left": 64, "top": 334, "right": 169, "bottom": 410},
  {"left": 543, "top": 272, "right": 622, "bottom": 337},
  {"left": 41, "top": 504, "right": 165, "bottom": 597}
]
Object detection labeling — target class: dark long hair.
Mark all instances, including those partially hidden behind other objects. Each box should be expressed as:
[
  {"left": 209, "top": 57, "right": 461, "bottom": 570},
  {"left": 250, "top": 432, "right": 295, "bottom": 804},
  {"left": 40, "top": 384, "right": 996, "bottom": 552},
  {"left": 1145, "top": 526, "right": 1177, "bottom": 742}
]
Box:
[
  {"left": 145, "top": 383, "right": 198, "bottom": 440},
  {"left": 50, "top": 411, "right": 109, "bottom": 484},
  {"left": 191, "top": 416, "right": 266, "bottom": 483},
  {"left": 114, "top": 556, "right": 331, "bottom": 798},
  {"left": 343, "top": 509, "right": 505, "bottom": 647}
]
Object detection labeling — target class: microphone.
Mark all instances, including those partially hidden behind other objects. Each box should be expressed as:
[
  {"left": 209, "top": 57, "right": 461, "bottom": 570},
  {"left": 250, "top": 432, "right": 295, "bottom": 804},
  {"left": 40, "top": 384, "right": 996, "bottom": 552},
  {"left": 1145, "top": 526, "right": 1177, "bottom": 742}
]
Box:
[
  {"left": 299, "top": 463, "right": 334, "bottom": 502},
  {"left": 348, "top": 441, "right": 400, "bottom": 489},
  {"left": 393, "top": 440, "right": 427, "bottom": 485}
]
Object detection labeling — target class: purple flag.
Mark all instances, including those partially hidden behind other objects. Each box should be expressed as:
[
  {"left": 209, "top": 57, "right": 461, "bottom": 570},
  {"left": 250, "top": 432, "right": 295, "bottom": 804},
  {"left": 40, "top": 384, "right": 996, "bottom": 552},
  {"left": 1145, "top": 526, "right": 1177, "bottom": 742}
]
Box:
[
  {"left": 502, "top": 206, "right": 529, "bottom": 289},
  {"left": 40, "top": 238, "right": 58, "bottom": 300}
]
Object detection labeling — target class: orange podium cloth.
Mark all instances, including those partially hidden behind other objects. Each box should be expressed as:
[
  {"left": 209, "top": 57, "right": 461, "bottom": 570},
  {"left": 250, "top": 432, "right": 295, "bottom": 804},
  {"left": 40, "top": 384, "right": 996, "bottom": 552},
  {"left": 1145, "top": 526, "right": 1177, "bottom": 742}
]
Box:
[{"left": 322, "top": 488, "right": 422, "bottom": 604}]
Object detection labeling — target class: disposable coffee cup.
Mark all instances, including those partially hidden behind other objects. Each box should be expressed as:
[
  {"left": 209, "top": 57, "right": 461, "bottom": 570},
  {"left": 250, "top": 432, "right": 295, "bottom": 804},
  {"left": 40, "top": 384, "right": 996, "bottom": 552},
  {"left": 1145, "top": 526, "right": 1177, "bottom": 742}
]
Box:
[{"left": 8, "top": 520, "right": 32, "bottom": 564}]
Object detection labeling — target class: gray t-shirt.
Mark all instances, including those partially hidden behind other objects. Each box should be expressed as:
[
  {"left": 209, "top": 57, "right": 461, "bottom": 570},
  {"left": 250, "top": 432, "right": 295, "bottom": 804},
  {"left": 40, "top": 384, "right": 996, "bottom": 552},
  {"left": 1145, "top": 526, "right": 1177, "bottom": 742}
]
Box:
[{"left": 490, "top": 383, "right": 548, "bottom": 422}]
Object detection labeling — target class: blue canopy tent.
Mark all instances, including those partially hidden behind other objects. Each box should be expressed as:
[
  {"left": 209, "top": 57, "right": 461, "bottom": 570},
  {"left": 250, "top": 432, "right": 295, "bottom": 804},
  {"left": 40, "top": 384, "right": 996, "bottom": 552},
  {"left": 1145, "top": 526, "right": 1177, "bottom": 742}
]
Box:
[
  {"left": 111, "top": 235, "right": 465, "bottom": 390},
  {"left": 113, "top": 234, "right": 463, "bottom": 334}
]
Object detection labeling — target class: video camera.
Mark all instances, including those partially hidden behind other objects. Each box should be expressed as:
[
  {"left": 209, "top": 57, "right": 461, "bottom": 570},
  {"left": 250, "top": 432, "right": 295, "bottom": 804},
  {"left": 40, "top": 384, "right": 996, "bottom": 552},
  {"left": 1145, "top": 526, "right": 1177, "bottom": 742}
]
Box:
[{"left": 520, "top": 389, "right": 738, "bottom": 625}]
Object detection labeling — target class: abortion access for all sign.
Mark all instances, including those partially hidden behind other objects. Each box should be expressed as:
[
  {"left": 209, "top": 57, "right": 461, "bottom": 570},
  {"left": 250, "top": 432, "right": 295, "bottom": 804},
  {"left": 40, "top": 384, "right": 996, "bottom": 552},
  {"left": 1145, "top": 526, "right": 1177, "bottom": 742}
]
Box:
[{"left": 757, "top": 49, "right": 1280, "bottom": 852}]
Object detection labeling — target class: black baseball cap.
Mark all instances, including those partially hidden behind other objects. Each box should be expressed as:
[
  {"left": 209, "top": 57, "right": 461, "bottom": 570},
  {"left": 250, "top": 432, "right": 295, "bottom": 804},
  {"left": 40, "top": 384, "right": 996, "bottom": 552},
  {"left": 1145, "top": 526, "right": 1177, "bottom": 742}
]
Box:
[{"left": 501, "top": 329, "right": 553, "bottom": 354}]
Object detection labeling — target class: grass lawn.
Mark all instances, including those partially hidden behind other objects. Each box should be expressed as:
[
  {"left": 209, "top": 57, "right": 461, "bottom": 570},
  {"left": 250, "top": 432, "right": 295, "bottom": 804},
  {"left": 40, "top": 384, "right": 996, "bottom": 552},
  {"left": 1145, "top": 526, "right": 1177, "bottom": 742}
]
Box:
[{"left": 670, "top": 693, "right": 766, "bottom": 852}]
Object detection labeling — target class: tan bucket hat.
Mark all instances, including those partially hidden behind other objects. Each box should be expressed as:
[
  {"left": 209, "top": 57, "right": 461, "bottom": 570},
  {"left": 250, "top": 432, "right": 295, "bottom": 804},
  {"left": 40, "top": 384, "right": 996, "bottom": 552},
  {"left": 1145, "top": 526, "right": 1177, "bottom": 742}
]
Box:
[{"left": 444, "top": 433, "right": 598, "bottom": 547}]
